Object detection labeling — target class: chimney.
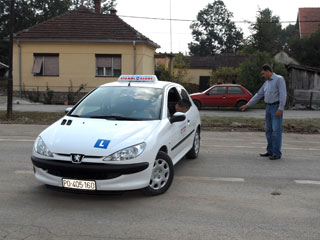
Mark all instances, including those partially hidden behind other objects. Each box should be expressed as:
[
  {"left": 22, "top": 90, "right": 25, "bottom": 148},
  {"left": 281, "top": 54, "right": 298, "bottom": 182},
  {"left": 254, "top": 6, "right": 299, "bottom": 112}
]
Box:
[
  {"left": 94, "top": 0, "right": 101, "bottom": 14},
  {"left": 110, "top": 9, "right": 117, "bottom": 15}
]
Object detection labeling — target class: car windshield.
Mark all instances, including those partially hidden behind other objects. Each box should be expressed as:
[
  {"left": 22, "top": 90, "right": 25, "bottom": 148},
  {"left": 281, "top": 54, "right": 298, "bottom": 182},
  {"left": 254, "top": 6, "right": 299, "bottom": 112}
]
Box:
[{"left": 69, "top": 86, "right": 163, "bottom": 120}]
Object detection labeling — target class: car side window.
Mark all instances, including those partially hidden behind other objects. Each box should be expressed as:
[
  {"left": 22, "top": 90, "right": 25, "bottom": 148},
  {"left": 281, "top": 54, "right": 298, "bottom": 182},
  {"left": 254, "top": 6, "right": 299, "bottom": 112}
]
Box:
[
  {"left": 228, "top": 86, "right": 244, "bottom": 94},
  {"left": 177, "top": 87, "right": 192, "bottom": 113},
  {"left": 208, "top": 86, "right": 226, "bottom": 95},
  {"left": 167, "top": 87, "right": 181, "bottom": 116}
]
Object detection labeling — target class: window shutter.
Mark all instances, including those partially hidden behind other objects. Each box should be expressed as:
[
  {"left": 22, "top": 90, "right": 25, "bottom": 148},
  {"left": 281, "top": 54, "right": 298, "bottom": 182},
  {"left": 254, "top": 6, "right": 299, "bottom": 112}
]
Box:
[
  {"left": 32, "top": 56, "right": 43, "bottom": 74},
  {"left": 44, "top": 56, "right": 59, "bottom": 76},
  {"left": 113, "top": 57, "right": 121, "bottom": 70},
  {"left": 96, "top": 56, "right": 112, "bottom": 68}
]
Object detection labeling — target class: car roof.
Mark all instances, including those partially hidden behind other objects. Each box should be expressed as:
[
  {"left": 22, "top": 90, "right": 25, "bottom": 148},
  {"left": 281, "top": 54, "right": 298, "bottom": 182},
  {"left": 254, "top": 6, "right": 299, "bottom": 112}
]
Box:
[
  {"left": 100, "top": 80, "right": 180, "bottom": 90},
  {"left": 211, "top": 84, "right": 242, "bottom": 87}
]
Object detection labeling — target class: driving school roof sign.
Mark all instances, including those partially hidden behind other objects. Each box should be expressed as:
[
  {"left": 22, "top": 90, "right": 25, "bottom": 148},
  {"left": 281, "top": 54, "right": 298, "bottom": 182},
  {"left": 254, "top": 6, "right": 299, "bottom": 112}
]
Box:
[{"left": 118, "top": 75, "right": 158, "bottom": 82}]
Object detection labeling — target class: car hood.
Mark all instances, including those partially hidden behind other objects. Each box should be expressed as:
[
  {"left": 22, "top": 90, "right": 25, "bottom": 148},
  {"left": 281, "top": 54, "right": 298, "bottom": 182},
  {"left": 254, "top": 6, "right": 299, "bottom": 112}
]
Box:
[{"left": 39, "top": 117, "right": 160, "bottom": 156}]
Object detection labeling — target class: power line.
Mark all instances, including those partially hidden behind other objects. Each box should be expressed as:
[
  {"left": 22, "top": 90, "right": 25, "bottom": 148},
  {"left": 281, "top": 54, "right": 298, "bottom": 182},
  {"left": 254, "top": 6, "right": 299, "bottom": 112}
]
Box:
[
  {"left": 119, "top": 15, "right": 193, "bottom": 22},
  {"left": 119, "top": 15, "right": 320, "bottom": 24}
]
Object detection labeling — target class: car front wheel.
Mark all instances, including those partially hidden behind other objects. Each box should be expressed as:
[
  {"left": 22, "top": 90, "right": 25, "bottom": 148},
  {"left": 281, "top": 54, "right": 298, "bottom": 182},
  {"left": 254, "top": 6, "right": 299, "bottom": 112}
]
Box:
[{"left": 142, "top": 151, "right": 174, "bottom": 196}]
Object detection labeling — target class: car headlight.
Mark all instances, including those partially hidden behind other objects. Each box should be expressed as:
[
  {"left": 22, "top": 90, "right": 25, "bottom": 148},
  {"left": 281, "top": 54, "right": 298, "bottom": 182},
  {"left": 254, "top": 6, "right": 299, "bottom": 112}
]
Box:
[
  {"left": 34, "top": 136, "right": 53, "bottom": 157},
  {"left": 103, "top": 143, "right": 146, "bottom": 161}
]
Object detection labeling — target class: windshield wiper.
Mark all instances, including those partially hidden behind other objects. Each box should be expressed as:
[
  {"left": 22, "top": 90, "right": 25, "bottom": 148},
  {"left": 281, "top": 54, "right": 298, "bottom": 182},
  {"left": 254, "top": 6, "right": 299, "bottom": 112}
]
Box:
[{"left": 89, "top": 115, "right": 140, "bottom": 121}]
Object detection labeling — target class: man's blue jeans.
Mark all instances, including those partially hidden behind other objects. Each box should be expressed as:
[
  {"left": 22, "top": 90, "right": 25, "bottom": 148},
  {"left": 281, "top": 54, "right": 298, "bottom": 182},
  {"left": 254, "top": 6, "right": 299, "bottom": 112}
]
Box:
[{"left": 265, "top": 104, "right": 283, "bottom": 157}]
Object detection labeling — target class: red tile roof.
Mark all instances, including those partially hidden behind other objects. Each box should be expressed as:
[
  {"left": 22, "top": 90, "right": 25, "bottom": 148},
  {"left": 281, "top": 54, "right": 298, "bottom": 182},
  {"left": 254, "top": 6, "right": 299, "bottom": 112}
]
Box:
[
  {"left": 14, "top": 7, "right": 160, "bottom": 48},
  {"left": 297, "top": 8, "right": 320, "bottom": 38}
]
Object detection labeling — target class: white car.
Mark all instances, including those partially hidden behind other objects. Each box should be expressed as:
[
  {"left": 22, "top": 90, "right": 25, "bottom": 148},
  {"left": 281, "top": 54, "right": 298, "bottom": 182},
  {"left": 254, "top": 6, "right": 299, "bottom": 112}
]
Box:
[{"left": 31, "top": 75, "right": 201, "bottom": 196}]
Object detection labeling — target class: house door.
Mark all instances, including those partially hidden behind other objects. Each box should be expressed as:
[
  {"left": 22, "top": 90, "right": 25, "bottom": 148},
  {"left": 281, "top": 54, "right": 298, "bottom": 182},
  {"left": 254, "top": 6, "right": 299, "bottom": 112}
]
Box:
[{"left": 199, "top": 76, "right": 210, "bottom": 92}]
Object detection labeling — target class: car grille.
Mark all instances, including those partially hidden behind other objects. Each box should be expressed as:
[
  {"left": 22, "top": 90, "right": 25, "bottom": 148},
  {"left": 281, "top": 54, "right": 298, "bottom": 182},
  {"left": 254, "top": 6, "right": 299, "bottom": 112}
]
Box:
[
  {"left": 47, "top": 169, "right": 121, "bottom": 180},
  {"left": 32, "top": 156, "right": 149, "bottom": 181}
]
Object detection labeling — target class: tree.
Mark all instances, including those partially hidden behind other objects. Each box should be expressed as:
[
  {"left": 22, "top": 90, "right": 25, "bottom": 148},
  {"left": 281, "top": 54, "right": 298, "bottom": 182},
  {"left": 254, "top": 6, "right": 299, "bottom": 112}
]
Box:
[
  {"left": 288, "top": 29, "right": 320, "bottom": 67},
  {"left": 250, "top": 8, "right": 282, "bottom": 53},
  {"left": 71, "top": 0, "right": 116, "bottom": 13},
  {"left": 172, "top": 53, "right": 189, "bottom": 84},
  {"left": 188, "top": 0, "right": 243, "bottom": 56},
  {"left": 156, "top": 63, "right": 173, "bottom": 82},
  {"left": 210, "top": 67, "right": 239, "bottom": 85},
  {"left": 279, "top": 24, "right": 297, "bottom": 49},
  {"left": 237, "top": 51, "right": 288, "bottom": 94}
]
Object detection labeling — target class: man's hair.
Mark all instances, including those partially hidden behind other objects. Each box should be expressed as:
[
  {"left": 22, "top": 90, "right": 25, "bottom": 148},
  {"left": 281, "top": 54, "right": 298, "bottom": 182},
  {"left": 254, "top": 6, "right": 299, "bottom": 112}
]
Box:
[
  {"left": 177, "top": 99, "right": 191, "bottom": 108},
  {"left": 261, "top": 64, "right": 273, "bottom": 72}
]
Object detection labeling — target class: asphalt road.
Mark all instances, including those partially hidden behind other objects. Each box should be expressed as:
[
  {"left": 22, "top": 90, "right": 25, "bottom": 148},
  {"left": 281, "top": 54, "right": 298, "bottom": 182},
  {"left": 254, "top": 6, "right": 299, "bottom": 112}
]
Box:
[{"left": 1, "top": 124, "right": 320, "bottom": 240}]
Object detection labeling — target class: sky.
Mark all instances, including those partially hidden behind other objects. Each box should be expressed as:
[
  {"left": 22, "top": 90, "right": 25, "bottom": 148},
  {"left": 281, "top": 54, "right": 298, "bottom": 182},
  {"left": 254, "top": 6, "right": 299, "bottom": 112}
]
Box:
[{"left": 115, "top": 0, "right": 319, "bottom": 54}]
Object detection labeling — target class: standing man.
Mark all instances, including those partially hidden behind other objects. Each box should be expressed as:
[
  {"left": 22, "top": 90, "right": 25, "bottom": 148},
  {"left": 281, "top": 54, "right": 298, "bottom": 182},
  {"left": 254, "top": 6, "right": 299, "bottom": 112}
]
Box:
[{"left": 240, "top": 64, "right": 287, "bottom": 160}]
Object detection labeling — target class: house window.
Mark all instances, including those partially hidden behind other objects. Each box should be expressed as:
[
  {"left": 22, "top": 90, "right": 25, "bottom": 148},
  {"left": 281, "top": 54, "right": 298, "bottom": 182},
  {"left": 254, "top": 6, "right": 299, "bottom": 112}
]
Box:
[
  {"left": 32, "top": 54, "right": 59, "bottom": 76},
  {"left": 96, "top": 54, "right": 121, "bottom": 77}
]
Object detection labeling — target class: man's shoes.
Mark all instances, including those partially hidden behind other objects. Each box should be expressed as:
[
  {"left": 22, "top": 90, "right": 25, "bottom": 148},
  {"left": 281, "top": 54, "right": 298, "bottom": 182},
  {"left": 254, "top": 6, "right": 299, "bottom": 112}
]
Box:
[
  {"left": 269, "top": 155, "right": 281, "bottom": 160},
  {"left": 260, "top": 152, "right": 271, "bottom": 157}
]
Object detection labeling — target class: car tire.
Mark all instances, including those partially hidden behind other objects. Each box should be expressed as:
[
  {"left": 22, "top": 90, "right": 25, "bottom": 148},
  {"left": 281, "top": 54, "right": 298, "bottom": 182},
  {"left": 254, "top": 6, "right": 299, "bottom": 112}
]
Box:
[
  {"left": 236, "top": 101, "right": 247, "bottom": 111},
  {"left": 142, "top": 151, "right": 174, "bottom": 196},
  {"left": 193, "top": 100, "right": 201, "bottom": 109},
  {"left": 186, "top": 128, "right": 200, "bottom": 159}
]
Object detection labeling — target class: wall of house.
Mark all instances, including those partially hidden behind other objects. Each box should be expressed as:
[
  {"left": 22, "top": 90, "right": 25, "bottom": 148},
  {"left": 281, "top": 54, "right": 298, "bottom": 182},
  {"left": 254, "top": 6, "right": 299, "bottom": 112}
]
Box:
[
  {"left": 184, "top": 68, "right": 211, "bottom": 85},
  {"left": 13, "top": 41, "right": 156, "bottom": 93}
]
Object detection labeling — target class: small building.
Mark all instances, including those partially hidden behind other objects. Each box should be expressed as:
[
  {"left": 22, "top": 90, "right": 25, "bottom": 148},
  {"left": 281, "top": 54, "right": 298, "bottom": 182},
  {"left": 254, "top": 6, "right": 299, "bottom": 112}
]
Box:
[
  {"left": 274, "top": 50, "right": 299, "bottom": 65},
  {"left": 13, "top": 3, "right": 159, "bottom": 103},
  {"left": 155, "top": 53, "right": 248, "bottom": 92},
  {"left": 287, "top": 64, "right": 320, "bottom": 107},
  {"left": 296, "top": 8, "right": 320, "bottom": 38}
]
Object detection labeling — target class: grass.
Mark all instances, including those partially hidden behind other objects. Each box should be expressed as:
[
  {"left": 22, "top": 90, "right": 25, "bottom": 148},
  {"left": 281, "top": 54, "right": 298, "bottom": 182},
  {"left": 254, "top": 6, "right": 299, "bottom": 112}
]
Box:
[
  {"left": 201, "top": 102, "right": 266, "bottom": 111},
  {"left": 1, "top": 111, "right": 319, "bottom": 134},
  {"left": 0, "top": 111, "right": 65, "bottom": 125},
  {"left": 201, "top": 116, "right": 320, "bottom": 134}
]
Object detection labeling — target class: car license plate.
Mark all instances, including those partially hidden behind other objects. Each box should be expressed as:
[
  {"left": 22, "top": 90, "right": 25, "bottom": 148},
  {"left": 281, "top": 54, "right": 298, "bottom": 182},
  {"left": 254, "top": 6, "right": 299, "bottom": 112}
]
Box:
[{"left": 62, "top": 178, "right": 96, "bottom": 190}]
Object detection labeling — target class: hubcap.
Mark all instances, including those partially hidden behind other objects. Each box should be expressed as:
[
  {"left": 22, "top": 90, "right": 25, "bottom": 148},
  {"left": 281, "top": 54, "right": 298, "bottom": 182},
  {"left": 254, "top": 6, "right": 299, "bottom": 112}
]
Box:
[{"left": 149, "top": 159, "right": 170, "bottom": 190}]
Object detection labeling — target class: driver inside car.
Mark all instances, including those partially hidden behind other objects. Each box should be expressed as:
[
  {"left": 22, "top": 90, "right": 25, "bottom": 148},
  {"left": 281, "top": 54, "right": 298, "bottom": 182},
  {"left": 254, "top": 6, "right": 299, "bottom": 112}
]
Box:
[{"left": 175, "top": 99, "right": 191, "bottom": 113}]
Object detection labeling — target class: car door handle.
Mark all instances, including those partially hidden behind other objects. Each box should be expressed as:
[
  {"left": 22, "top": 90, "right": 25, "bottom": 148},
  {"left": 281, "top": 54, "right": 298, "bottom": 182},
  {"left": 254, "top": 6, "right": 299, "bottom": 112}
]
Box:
[{"left": 222, "top": 96, "right": 226, "bottom": 99}]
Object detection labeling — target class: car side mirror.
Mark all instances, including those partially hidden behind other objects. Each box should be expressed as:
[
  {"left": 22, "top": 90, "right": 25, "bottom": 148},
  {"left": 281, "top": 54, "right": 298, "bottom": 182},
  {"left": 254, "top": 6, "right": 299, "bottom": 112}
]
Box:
[
  {"left": 170, "top": 112, "right": 186, "bottom": 124},
  {"left": 65, "top": 107, "right": 72, "bottom": 114}
]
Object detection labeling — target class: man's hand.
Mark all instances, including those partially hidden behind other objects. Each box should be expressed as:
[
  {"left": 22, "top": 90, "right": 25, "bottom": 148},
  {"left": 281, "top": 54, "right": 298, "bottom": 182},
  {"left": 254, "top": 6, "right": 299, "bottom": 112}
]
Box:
[
  {"left": 276, "top": 109, "right": 282, "bottom": 117},
  {"left": 240, "top": 104, "right": 248, "bottom": 112}
]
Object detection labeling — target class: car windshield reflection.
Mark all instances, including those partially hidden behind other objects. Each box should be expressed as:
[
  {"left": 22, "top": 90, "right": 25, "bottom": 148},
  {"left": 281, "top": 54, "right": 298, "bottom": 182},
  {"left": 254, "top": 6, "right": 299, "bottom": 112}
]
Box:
[{"left": 69, "top": 86, "right": 163, "bottom": 120}]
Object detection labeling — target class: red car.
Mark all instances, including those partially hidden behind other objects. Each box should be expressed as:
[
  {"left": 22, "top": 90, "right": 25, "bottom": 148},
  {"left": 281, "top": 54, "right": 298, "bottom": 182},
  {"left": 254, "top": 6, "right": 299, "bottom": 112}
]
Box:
[{"left": 190, "top": 84, "right": 252, "bottom": 110}]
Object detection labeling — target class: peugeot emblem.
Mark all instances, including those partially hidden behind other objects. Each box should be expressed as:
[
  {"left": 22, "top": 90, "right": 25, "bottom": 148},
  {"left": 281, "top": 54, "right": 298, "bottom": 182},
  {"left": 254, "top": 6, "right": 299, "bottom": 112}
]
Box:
[{"left": 71, "top": 154, "right": 84, "bottom": 164}]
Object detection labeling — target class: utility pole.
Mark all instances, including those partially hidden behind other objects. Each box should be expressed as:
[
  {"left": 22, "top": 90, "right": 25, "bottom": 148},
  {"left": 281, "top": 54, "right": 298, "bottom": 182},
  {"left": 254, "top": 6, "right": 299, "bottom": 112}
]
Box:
[
  {"left": 7, "top": 0, "right": 14, "bottom": 119},
  {"left": 169, "top": 0, "right": 172, "bottom": 54}
]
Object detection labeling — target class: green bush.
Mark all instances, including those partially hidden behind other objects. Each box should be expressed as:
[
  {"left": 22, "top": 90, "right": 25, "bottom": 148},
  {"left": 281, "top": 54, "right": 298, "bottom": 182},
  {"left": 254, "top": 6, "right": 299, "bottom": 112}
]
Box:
[
  {"left": 237, "top": 51, "right": 288, "bottom": 94},
  {"left": 43, "top": 84, "right": 54, "bottom": 104}
]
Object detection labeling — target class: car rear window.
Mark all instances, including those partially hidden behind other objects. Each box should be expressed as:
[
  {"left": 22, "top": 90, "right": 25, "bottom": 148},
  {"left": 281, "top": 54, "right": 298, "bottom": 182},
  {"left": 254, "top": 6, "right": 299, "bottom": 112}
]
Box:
[{"left": 228, "top": 86, "right": 244, "bottom": 94}]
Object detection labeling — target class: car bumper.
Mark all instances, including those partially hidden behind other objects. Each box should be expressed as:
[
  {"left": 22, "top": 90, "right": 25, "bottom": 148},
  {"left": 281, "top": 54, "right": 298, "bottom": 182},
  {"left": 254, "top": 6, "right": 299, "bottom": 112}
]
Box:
[{"left": 31, "top": 156, "right": 151, "bottom": 191}]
